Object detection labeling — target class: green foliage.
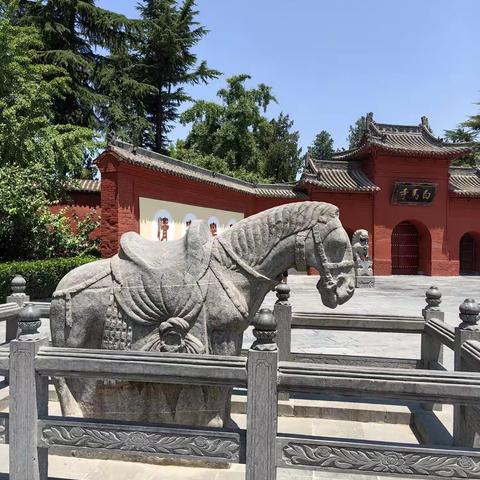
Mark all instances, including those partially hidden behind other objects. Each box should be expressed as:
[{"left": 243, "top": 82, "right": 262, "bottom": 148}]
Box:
[
  {"left": 262, "top": 113, "right": 302, "bottom": 183},
  {"left": 0, "top": 164, "right": 101, "bottom": 261},
  {"left": 0, "top": 6, "right": 99, "bottom": 262},
  {"left": 347, "top": 116, "right": 366, "bottom": 149},
  {"left": 95, "top": 45, "right": 154, "bottom": 147},
  {"left": 444, "top": 127, "right": 479, "bottom": 167},
  {"left": 180, "top": 75, "right": 302, "bottom": 183},
  {"left": 17, "top": 0, "right": 132, "bottom": 130},
  {"left": 137, "top": 0, "right": 220, "bottom": 153},
  {"left": 0, "top": 5, "right": 95, "bottom": 176},
  {"left": 463, "top": 100, "right": 480, "bottom": 134},
  {"left": 309, "top": 130, "right": 334, "bottom": 160},
  {"left": 170, "top": 140, "right": 272, "bottom": 183},
  {"left": 13, "top": 0, "right": 220, "bottom": 153},
  {"left": 0, "top": 256, "right": 97, "bottom": 301}
]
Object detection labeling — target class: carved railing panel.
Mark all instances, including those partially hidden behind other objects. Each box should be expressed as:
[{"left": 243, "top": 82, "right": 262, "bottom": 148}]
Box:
[
  {"left": 277, "top": 435, "right": 480, "bottom": 479},
  {"left": 38, "top": 418, "right": 245, "bottom": 464}
]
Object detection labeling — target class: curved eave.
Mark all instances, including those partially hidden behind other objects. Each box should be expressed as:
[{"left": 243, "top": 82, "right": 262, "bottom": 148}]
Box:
[
  {"left": 299, "top": 174, "right": 379, "bottom": 194},
  {"left": 97, "top": 146, "right": 303, "bottom": 199},
  {"left": 449, "top": 170, "right": 480, "bottom": 198},
  {"left": 333, "top": 142, "right": 472, "bottom": 161},
  {"left": 66, "top": 180, "right": 101, "bottom": 193}
]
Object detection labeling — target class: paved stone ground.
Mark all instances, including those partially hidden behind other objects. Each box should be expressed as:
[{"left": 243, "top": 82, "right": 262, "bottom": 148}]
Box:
[{"left": 243, "top": 274, "right": 480, "bottom": 369}]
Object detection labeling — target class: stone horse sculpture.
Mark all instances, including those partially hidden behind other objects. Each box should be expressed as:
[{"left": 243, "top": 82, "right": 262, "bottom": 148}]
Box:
[{"left": 50, "top": 201, "right": 355, "bottom": 427}]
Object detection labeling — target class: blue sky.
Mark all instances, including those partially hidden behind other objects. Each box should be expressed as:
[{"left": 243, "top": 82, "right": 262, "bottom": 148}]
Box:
[{"left": 98, "top": 0, "right": 479, "bottom": 151}]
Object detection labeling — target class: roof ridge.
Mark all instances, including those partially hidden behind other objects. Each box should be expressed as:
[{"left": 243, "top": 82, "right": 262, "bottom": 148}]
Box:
[
  {"left": 104, "top": 140, "right": 306, "bottom": 199},
  {"left": 109, "top": 139, "right": 262, "bottom": 189}
]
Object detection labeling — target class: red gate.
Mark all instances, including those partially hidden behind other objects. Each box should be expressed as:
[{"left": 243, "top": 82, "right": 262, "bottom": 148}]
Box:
[{"left": 391, "top": 222, "right": 419, "bottom": 275}]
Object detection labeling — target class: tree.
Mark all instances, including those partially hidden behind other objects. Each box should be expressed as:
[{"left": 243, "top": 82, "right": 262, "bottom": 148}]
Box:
[
  {"left": 309, "top": 130, "right": 334, "bottom": 160},
  {"left": 0, "top": 3, "right": 94, "bottom": 180},
  {"left": 263, "top": 114, "right": 302, "bottom": 182},
  {"left": 180, "top": 74, "right": 301, "bottom": 182},
  {"left": 17, "top": 0, "right": 132, "bottom": 130},
  {"left": 347, "top": 116, "right": 366, "bottom": 149},
  {"left": 137, "top": 0, "right": 220, "bottom": 153},
  {"left": 95, "top": 44, "right": 155, "bottom": 147},
  {"left": 463, "top": 100, "right": 480, "bottom": 134},
  {"left": 444, "top": 127, "right": 479, "bottom": 167},
  {"left": 181, "top": 74, "right": 276, "bottom": 173},
  {"left": 0, "top": 5, "right": 98, "bottom": 259}
]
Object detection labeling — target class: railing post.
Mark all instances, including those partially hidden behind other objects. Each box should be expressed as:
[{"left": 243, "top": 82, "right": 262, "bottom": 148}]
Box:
[
  {"left": 420, "top": 287, "right": 444, "bottom": 411},
  {"left": 247, "top": 308, "right": 278, "bottom": 480},
  {"left": 274, "top": 284, "right": 291, "bottom": 402},
  {"left": 453, "top": 298, "right": 480, "bottom": 447},
  {"left": 9, "top": 304, "right": 48, "bottom": 480},
  {"left": 6, "top": 275, "right": 29, "bottom": 342}
]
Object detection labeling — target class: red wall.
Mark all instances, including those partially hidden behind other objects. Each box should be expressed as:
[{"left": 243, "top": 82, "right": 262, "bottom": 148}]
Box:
[
  {"left": 97, "top": 153, "right": 301, "bottom": 257},
  {"left": 369, "top": 153, "right": 453, "bottom": 276},
  {"left": 448, "top": 196, "right": 480, "bottom": 273},
  {"left": 90, "top": 150, "right": 480, "bottom": 275},
  {"left": 51, "top": 191, "right": 101, "bottom": 239},
  {"left": 309, "top": 190, "right": 374, "bottom": 241}
]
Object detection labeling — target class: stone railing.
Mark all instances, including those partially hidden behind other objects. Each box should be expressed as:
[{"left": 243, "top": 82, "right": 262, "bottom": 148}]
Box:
[
  {"left": 1, "top": 303, "right": 480, "bottom": 479},
  {"left": 0, "top": 275, "right": 51, "bottom": 345},
  {"left": 2, "top": 277, "right": 480, "bottom": 478}
]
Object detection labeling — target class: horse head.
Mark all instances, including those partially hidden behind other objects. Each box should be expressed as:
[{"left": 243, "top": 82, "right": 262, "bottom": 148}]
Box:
[{"left": 295, "top": 208, "right": 355, "bottom": 308}]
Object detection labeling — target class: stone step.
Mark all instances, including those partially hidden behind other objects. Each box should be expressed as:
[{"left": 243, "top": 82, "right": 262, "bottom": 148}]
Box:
[{"left": 232, "top": 393, "right": 415, "bottom": 424}]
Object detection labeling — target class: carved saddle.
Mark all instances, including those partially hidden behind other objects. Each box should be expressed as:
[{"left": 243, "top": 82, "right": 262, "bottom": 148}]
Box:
[{"left": 110, "top": 220, "right": 213, "bottom": 327}]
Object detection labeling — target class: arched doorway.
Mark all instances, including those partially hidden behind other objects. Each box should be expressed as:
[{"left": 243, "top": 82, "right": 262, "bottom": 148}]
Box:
[
  {"left": 460, "top": 233, "right": 476, "bottom": 274},
  {"left": 391, "top": 221, "right": 419, "bottom": 275}
]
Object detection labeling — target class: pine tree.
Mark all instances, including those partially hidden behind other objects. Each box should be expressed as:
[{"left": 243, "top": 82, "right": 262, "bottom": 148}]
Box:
[
  {"left": 95, "top": 43, "right": 155, "bottom": 147},
  {"left": 444, "top": 127, "right": 479, "bottom": 167},
  {"left": 17, "top": 0, "right": 132, "bottom": 130},
  {"left": 309, "top": 130, "right": 334, "bottom": 160},
  {"left": 263, "top": 113, "right": 302, "bottom": 182},
  {"left": 347, "top": 116, "right": 366, "bottom": 149},
  {"left": 137, "top": 0, "right": 220, "bottom": 153}
]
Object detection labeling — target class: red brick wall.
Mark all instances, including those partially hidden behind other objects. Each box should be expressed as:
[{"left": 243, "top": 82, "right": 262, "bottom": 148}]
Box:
[{"left": 94, "top": 150, "right": 480, "bottom": 275}]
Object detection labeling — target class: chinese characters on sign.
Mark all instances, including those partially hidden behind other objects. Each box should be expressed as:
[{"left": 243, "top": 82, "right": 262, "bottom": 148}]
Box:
[{"left": 391, "top": 182, "right": 437, "bottom": 205}]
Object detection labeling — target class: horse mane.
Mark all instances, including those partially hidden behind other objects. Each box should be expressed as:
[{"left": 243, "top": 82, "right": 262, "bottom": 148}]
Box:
[{"left": 218, "top": 201, "right": 339, "bottom": 267}]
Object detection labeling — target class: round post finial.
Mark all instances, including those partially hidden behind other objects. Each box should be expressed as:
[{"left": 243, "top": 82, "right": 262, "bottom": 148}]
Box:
[
  {"left": 458, "top": 298, "right": 480, "bottom": 331},
  {"left": 422, "top": 286, "right": 442, "bottom": 317},
  {"left": 275, "top": 283, "right": 290, "bottom": 305},
  {"left": 11, "top": 275, "right": 26, "bottom": 296},
  {"left": 251, "top": 308, "right": 277, "bottom": 351},
  {"left": 17, "top": 303, "right": 42, "bottom": 339}
]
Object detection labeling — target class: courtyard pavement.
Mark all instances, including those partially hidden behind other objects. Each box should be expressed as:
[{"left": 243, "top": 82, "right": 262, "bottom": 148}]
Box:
[
  {"left": 248, "top": 274, "right": 480, "bottom": 368},
  {"left": 13, "top": 274, "right": 480, "bottom": 366}
]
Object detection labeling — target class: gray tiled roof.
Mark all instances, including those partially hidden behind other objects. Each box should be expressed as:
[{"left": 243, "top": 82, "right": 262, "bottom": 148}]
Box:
[
  {"left": 449, "top": 166, "right": 480, "bottom": 197},
  {"left": 100, "top": 140, "right": 307, "bottom": 199},
  {"left": 334, "top": 113, "right": 473, "bottom": 160},
  {"left": 66, "top": 179, "right": 101, "bottom": 192},
  {"left": 299, "top": 158, "right": 379, "bottom": 193}
]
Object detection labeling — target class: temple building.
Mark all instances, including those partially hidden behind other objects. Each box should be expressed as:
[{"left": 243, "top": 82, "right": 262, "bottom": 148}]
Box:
[{"left": 67, "top": 113, "right": 479, "bottom": 276}]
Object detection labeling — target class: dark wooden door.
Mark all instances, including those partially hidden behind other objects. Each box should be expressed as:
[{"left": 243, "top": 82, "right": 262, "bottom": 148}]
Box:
[
  {"left": 460, "top": 234, "right": 475, "bottom": 274},
  {"left": 391, "top": 222, "right": 419, "bottom": 275}
]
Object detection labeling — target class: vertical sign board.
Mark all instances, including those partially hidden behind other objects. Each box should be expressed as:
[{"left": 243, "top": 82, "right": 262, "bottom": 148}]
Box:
[{"left": 391, "top": 182, "right": 437, "bottom": 205}]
